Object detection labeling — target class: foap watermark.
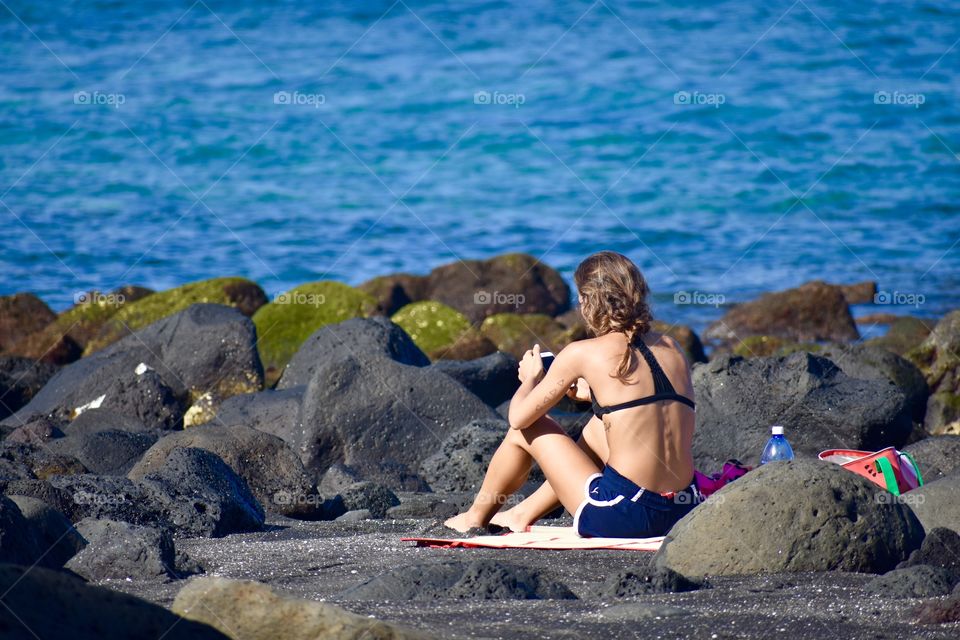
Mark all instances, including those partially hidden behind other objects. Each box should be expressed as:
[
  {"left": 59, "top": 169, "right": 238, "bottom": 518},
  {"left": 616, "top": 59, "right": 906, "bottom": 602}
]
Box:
[
  {"left": 474, "top": 290, "right": 525, "bottom": 307},
  {"left": 73, "top": 490, "right": 128, "bottom": 506},
  {"left": 74, "top": 90, "right": 125, "bottom": 109},
  {"left": 874, "top": 491, "right": 925, "bottom": 506},
  {"left": 475, "top": 493, "right": 526, "bottom": 508},
  {"left": 674, "top": 90, "right": 725, "bottom": 108},
  {"left": 874, "top": 290, "right": 925, "bottom": 308},
  {"left": 474, "top": 90, "right": 525, "bottom": 108},
  {"left": 674, "top": 491, "right": 722, "bottom": 507},
  {"left": 273, "top": 491, "right": 328, "bottom": 507},
  {"left": 273, "top": 90, "right": 326, "bottom": 108},
  {"left": 274, "top": 291, "right": 326, "bottom": 307},
  {"left": 673, "top": 290, "right": 725, "bottom": 307},
  {"left": 873, "top": 90, "right": 925, "bottom": 108},
  {"left": 74, "top": 290, "right": 126, "bottom": 307}
]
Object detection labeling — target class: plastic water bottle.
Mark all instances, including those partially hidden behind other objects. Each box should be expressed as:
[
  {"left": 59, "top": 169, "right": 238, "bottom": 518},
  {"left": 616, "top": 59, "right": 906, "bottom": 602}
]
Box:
[{"left": 760, "top": 426, "right": 795, "bottom": 464}]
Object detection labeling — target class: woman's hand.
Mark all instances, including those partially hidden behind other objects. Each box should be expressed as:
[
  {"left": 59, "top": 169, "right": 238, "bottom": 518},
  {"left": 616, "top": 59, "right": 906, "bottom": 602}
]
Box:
[
  {"left": 518, "top": 343, "right": 545, "bottom": 384},
  {"left": 566, "top": 377, "right": 591, "bottom": 403}
]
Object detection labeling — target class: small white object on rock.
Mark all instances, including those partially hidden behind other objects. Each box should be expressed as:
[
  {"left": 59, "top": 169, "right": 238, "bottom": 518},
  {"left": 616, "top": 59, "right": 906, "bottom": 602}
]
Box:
[
  {"left": 135, "top": 362, "right": 152, "bottom": 376},
  {"left": 74, "top": 394, "right": 105, "bottom": 417}
]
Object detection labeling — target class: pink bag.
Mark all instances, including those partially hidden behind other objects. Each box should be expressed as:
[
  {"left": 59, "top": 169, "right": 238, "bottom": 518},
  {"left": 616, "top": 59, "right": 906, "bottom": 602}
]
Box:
[{"left": 694, "top": 459, "right": 752, "bottom": 497}]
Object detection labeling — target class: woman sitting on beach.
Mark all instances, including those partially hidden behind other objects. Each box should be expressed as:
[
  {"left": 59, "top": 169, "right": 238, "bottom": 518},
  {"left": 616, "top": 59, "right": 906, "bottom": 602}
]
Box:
[{"left": 445, "top": 251, "right": 699, "bottom": 537}]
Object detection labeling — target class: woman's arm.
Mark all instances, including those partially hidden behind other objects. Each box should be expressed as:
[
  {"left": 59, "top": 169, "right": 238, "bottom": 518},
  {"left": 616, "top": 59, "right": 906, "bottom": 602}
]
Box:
[{"left": 507, "top": 342, "right": 582, "bottom": 430}]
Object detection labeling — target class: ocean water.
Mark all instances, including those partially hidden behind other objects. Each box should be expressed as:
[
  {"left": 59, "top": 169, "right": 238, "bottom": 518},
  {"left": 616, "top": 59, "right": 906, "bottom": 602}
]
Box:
[{"left": 1, "top": 0, "right": 958, "bottom": 334}]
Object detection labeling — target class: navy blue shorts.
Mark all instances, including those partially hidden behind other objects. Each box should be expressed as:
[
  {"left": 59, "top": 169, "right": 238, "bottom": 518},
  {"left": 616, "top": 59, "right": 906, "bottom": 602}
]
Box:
[{"left": 573, "top": 465, "right": 699, "bottom": 538}]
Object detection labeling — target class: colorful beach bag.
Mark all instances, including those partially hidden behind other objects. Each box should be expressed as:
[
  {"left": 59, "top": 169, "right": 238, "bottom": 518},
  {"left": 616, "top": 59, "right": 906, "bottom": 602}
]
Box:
[{"left": 818, "top": 447, "right": 923, "bottom": 495}]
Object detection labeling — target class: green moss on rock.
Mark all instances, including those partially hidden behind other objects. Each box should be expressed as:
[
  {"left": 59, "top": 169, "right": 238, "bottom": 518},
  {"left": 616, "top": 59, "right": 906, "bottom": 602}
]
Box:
[
  {"left": 84, "top": 278, "right": 267, "bottom": 355},
  {"left": 479, "top": 312, "right": 582, "bottom": 360},
  {"left": 732, "top": 335, "right": 821, "bottom": 359},
  {"left": 254, "top": 281, "right": 379, "bottom": 380},
  {"left": 391, "top": 300, "right": 493, "bottom": 361}
]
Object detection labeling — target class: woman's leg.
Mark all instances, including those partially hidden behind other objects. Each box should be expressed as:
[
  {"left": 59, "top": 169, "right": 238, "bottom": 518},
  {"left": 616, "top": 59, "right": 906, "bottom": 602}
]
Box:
[
  {"left": 444, "top": 415, "right": 602, "bottom": 532},
  {"left": 491, "top": 416, "right": 609, "bottom": 531}
]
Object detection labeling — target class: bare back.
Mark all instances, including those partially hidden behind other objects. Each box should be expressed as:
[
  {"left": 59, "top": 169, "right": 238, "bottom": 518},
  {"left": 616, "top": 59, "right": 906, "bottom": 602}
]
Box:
[{"left": 578, "top": 331, "right": 696, "bottom": 494}]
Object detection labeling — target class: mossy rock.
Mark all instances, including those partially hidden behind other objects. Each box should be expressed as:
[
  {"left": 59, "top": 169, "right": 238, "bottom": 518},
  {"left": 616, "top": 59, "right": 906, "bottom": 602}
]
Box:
[
  {"left": 651, "top": 321, "right": 707, "bottom": 364},
  {"left": 480, "top": 312, "right": 583, "bottom": 360},
  {"left": 357, "top": 273, "right": 428, "bottom": 316},
  {"left": 731, "top": 335, "right": 821, "bottom": 359},
  {"left": 8, "top": 286, "right": 154, "bottom": 364},
  {"left": 85, "top": 278, "right": 267, "bottom": 355},
  {"left": 254, "top": 281, "right": 379, "bottom": 381},
  {"left": 865, "top": 316, "right": 934, "bottom": 356},
  {"left": 391, "top": 301, "right": 495, "bottom": 361}
]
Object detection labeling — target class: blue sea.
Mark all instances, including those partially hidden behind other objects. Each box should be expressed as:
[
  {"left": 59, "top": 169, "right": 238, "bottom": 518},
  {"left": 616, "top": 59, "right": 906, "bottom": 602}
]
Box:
[{"left": 1, "top": 0, "right": 958, "bottom": 335}]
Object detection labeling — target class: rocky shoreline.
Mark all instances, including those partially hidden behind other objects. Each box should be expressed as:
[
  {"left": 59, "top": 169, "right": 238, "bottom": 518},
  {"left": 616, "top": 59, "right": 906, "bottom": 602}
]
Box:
[{"left": 0, "top": 252, "right": 958, "bottom": 639}]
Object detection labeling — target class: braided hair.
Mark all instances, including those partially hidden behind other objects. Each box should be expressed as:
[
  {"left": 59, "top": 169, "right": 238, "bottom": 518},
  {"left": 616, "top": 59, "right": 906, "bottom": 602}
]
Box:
[{"left": 573, "top": 251, "right": 653, "bottom": 381}]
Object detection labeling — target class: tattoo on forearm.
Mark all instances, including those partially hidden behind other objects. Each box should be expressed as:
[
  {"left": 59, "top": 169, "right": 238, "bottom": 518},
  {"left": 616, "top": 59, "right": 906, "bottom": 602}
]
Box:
[{"left": 534, "top": 377, "right": 566, "bottom": 412}]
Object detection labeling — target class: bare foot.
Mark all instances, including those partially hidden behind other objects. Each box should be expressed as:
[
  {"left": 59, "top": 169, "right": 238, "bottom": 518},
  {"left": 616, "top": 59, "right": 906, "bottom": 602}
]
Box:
[
  {"left": 443, "top": 511, "right": 485, "bottom": 533},
  {"left": 489, "top": 507, "right": 532, "bottom": 532}
]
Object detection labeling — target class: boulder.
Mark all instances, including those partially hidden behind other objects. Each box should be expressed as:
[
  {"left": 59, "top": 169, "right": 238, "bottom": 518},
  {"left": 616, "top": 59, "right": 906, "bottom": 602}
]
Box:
[
  {"left": 906, "top": 310, "right": 960, "bottom": 435},
  {"left": 4, "top": 415, "right": 64, "bottom": 445},
  {"left": 48, "top": 474, "right": 161, "bottom": 526},
  {"left": 252, "top": 281, "right": 378, "bottom": 384},
  {"left": 0, "top": 293, "right": 55, "bottom": 351},
  {"left": 479, "top": 312, "right": 582, "bottom": 360},
  {"left": 420, "top": 420, "right": 508, "bottom": 492},
  {"left": 3, "top": 304, "right": 263, "bottom": 431},
  {"left": 898, "top": 527, "right": 960, "bottom": 572},
  {"left": 838, "top": 280, "right": 877, "bottom": 304},
  {"left": 65, "top": 518, "right": 201, "bottom": 582},
  {"left": 277, "top": 316, "right": 429, "bottom": 390},
  {"left": 136, "top": 447, "right": 265, "bottom": 538},
  {"left": 357, "top": 273, "right": 430, "bottom": 316},
  {"left": 906, "top": 473, "right": 960, "bottom": 533},
  {"left": 0, "top": 495, "right": 47, "bottom": 567},
  {"left": 865, "top": 565, "right": 958, "bottom": 598},
  {"left": 424, "top": 253, "right": 571, "bottom": 323},
  {"left": 318, "top": 463, "right": 365, "bottom": 495},
  {"left": 865, "top": 316, "right": 934, "bottom": 356},
  {"left": 392, "top": 301, "right": 496, "bottom": 361},
  {"left": 903, "top": 436, "right": 960, "bottom": 481},
  {"left": 600, "top": 566, "right": 703, "bottom": 597},
  {"left": 63, "top": 407, "right": 152, "bottom": 436},
  {"left": 731, "top": 335, "right": 818, "bottom": 358},
  {"left": 431, "top": 351, "right": 519, "bottom": 407},
  {"left": 0, "top": 564, "right": 229, "bottom": 640},
  {"left": 172, "top": 576, "right": 429, "bottom": 640},
  {"left": 342, "top": 559, "right": 576, "bottom": 600},
  {"left": 692, "top": 352, "right": 913, "bottom": 470},
  {"left": 0, "top": 356, "right": 58, "bottom": 419},
  {"left": 915, "top": 592, "right": 960, "bottom": 624},
  {"left": 0, "top": 441, "right": 87, "bottom": 480},
  {"left": 653, "top": 459, "right": 925, "bottom": 577},
  {"left": 6, "top": 496, "right": 84, "bottom": 568},
  {"left": 0, "top": 479, "right": 75, "bottom": 517},
  {"left": 6, "top": 286, "right": 154, "bottom": 364},
  {"left": 704, "top": 281, "right": 859, "bottom": 347},
  {"left": 336, "top": 481, "right": 400, "bottom": 518},
  {"left": 49, "top": 448, "right": 265, "bottom": 538},
  {"left": 84, "top": 277, "right": 267, "bottom": 354},
  {"left": 291, "top": 353, "right": 497, "bottom": 487},
  {"left": 47, "top": 430, "right": 157, "bottom": 475},
  {"left": 213, "top": 387, "right": 306, "bottom": 441},
  {"left": 815, "top": 343, "right": 929, "bottom": 424},
  {"left": 128, "top": 425, "right": 321, "bottom": 519}
]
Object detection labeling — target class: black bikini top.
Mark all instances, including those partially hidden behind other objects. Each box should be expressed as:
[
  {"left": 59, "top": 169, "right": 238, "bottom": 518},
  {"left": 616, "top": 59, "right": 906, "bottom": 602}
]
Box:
[{"left": 590, "top": 339, "right": 695, "bottom": 417}]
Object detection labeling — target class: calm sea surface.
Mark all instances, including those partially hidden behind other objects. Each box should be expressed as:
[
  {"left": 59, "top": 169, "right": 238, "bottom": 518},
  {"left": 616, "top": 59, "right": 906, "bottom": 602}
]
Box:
[{"left": 2, "top": 0, "right": 958, "bottom": 334}]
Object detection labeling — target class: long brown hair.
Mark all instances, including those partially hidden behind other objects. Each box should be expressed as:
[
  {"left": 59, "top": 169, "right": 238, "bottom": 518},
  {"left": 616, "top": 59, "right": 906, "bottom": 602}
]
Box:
[{"left": 574, "top": 251, "right": 653, "bottom": 381}]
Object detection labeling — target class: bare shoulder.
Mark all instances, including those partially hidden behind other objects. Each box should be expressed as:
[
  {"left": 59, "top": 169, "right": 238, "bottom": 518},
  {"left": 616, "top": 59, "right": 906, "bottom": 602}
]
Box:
[{"left": 647, "top": 332, "right": 688, "bottom": 365}]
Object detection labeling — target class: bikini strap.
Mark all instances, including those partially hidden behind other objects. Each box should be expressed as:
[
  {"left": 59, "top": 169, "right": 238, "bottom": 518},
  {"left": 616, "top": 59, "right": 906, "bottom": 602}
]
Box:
[{"left": 634, "top": 338, "right": 678, "bottom": 396}]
